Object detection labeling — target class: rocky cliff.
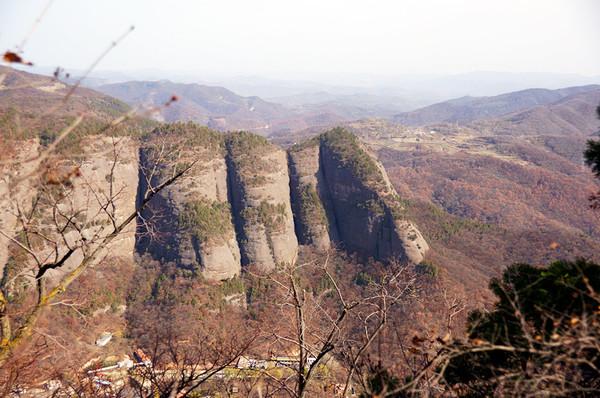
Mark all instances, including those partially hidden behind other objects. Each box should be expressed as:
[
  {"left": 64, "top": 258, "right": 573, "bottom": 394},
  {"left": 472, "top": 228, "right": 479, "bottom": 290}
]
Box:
[
  {"left": 0, "top": 141, "right": 41, "bottom": 279},
  {"left": 226, "top": 132, "right": 298, "bottom": 270},
  {"left": 289, "top": 128, "right": 428, "bottom": 264},
  {"left": 137, "top": 124, "right": 242, "bottom": 280},
  {"left": 138, "top": 125, "right": 299, "bottom": 277},
  {"left": 133, "top": 125, "right": 428, "bottom": 277},
  {"left": 0, "top": 135, "right": 139, "bottom": 290},
  {"left": 288, "top": 140, "right": 336, "bottom": 251},
  {"left": 0, "top": 66, "right": 428, "bottom": 282},
  {"left": 2, "top": 122, "right": 427, "bottom": 283}
]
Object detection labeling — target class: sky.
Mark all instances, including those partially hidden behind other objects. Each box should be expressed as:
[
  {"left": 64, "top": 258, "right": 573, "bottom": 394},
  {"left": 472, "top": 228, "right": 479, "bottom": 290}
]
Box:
[{"left": 1, "top": 0, "right": 599, "bottom": 82}]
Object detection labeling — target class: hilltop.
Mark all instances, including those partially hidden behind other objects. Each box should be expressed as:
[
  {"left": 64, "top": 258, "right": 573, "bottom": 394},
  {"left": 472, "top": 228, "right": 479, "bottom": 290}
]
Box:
[
  {"left": 97, "top": 80, "right": 290, "bottom": 133},
  {"left": 393, "top": 85, "right": 600, "bottom": 126}
]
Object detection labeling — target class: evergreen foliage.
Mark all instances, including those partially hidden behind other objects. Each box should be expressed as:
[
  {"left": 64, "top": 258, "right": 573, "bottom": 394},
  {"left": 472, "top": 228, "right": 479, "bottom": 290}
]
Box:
[
  {"left": 443, "top": 259, "right": 600, "bottom": 396},
  {"left": 360, "top": 366, "right": 403, "bottom": 398},
  {"left": 584, "top": 104, "right": 600, "bottom": 176},
  {"left": 585, "top": 138, "right": 600, "bottom": 177},
  {"left": 298, "top": 183, "right": 328, "bottom": 227},
  {"left": 179, "top": 199, "right": 233, "bottom": 244},
  {"left": 320, "top": 127, "right": 385, "bottom": 187},
  {"left": 242, "top": 201, "right": 287, "bottom": 233}
]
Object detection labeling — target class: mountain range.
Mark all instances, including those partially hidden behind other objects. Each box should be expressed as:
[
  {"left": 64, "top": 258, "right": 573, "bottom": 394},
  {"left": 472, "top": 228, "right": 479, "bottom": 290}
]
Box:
[
  {"left": 393, "top": 85, "right": 600, "bottom": 126},
  {"left": 2, "top": 65, "right": 600, "bottom": 389}
]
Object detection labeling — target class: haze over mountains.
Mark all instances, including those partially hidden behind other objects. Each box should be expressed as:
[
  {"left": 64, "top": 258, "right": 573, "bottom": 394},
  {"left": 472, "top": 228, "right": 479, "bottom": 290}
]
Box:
[
  {"left": 98, "top": 80, "right": 291, "bottom": 132},
  {"left": 2, "top": 63, "right": 600, "bottom": 394},
  {"left": 393, "top": 85, "right": 600, "bottom": 126},
  {"left": 19, "top": 64, "right": 600, "bottom": 116},
  {"left": 92, "top": 72, "right": 600, "bottom": 138},
  {"left": 4, "top": 64, "right": 599, "bottom": 296}
]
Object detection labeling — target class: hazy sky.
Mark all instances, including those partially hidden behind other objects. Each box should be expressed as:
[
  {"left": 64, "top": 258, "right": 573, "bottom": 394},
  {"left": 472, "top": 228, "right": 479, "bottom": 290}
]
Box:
[{"left": 1, "top": 0, "right": 599, "bottom": 80}]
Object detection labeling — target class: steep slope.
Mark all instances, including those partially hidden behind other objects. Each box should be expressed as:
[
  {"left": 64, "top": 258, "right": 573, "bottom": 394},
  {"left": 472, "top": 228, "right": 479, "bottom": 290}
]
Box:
[
  {"left": 339, "top": 116, "right": 600, "bottom": 297},
  {"left": 136, "top": 125, "right": 428, "bottom": 273},
  {"left": 393, "top": 85, "right": 600, "bottom": 126},
  {"left": 288, "top": 142, "right": 335, "bottom": 251},
  {"left": 289, "top": 128, "right": 428, "bottom": 264},
  {"left": 137, "top": 123, "right": 242, "bottom": 280},
  {"left": 226, "top": 132, "right": 298, "bottom": 270}
]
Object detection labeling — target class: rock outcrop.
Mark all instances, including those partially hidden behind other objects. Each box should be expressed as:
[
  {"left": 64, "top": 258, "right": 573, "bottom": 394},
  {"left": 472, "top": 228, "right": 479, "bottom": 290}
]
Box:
[
  {"left": 289, "top": 128, "right": 428, "bottom": 264},
  {"left": 2, "top": 123, "right": 426, "bottom": 283},
  {"left": 138, "top": 126, "right": 300, "bottom": 277},
  {"left": 0, "top": 140, "right": 40, "bottom": 278},
  {"left": 65, "top": 135, "right": 139, "bottom": 266},
  {"left": 138, "top": 124, "right": 242, "bottom": 280},
  {"left": 288, "top": 142, "right": 336, "bottom": 251},
  {"left": 0, "top": 135, "right": 139, "bottom": 286},
  {"left": 226, "top": 132, "right": 298, "bottom": 270}
]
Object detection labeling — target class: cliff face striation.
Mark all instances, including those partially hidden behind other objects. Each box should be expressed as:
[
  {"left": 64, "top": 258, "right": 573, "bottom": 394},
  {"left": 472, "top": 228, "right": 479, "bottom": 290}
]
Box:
[
  {"left": 289, "top": 128, "right": 428, "bottom": 264},
  {"left": 138, "top": 125, "right": 427, "bottom": 278},
  {"left": 226, "top": 132, "right": 298, "bottom": 270},
  {"left": 2, "top": 121, "right": 427, "bottom": 283},
  {"left": 138, "top": 124, "right": 242, "bottom": 280},
  {"left": 138, "top": 125, "right": 299, "bottom": 277}
]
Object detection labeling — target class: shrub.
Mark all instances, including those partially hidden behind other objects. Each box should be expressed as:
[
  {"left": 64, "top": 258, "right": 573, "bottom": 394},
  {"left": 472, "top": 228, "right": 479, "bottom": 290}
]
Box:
[
  {"left": 415, "top": 261, "right": 438, "bottom": 277},
  {"left": 320, "top": 127, "right": 385, "bottom": 188},
  {"left": 179, "top": 199, "right": 233, "bottom": 244},
  {"left": 298, "top": 183, "right": 328, "bottom": 227},
  {"left": 242, "top": 201, "right": 287, "bottom": 233},
  {"left": 443, "top": 259, "right": 600, "bottom": 396}
]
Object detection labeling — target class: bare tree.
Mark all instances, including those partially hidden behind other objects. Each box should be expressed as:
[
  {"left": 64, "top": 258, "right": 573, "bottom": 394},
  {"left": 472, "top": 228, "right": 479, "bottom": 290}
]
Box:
[
  {"left": 245, "top": 251, "right": 419, "bottom": 398},
  {"left": 0, "top": 121, "right": 196, "bottom": 371},
  {"left": 130, "top": 317, "right": 255, "bottom": 398},
  {"left": 340, "top": 263, "right": 418, "bottom": 397}
]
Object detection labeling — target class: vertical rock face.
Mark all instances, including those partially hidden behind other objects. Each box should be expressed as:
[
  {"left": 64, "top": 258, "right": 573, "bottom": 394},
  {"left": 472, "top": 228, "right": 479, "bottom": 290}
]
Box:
[
  {"left": 138, "top": 123, "right": 241, "bottom": 280},
  {"left": 175, "top": 155, "right": 242, "bottom": 281},
  {"left": 289, "top": 128, "right": 429, "bottom": 264},
  {"left": 226, "top": 132, "right": 298, "bottom": 270},
  {"left": 1, "top": 136, "right": 140, "bottom": 285},
  {"left": 139, "top": 126, "right": 300, "bottom": 277},
  {"left": 3, "top": 123, "right": 426, "bottom": 281},
  {"left": 69, "top": 136, "right": 140, "bottom": 265},
  {"left": 288, "top": 142, "right": 335, "bottom": 251},
  {"left": 0, "top": 141, "right": 40, "bottom": 278}
]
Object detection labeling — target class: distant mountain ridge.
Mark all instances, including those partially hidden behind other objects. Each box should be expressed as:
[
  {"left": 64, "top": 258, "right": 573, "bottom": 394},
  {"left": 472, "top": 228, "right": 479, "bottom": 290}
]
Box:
[
  {"left": 393, "top": 85, "right": 600, "bottom": 126},
  {"left": 472, "top": 88, "right": 600, "bottom": 137},
  {"left": 0, "top": 66, "right": 137, "bottom": 141},
  {"left": 98, "top": 79, "right": 384, "bottom": 135},
  {"left": 97, "top": 80, "right": 292, "bottom": 133}
]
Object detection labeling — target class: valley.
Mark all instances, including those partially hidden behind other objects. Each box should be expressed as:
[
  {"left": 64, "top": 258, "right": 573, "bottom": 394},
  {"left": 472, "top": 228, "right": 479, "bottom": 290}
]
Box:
[
  {"left": 1, "top": 64, "right": 599, "bottom": 396},
  {"left": 2, "top": 1, "right": 600, "bottom": 395}
]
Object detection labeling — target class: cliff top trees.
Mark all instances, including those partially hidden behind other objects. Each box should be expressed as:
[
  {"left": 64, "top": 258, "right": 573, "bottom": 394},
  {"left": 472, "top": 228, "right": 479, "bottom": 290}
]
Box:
[{"left": 320, "top": 127, "right": 386, "bottom": 188}]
